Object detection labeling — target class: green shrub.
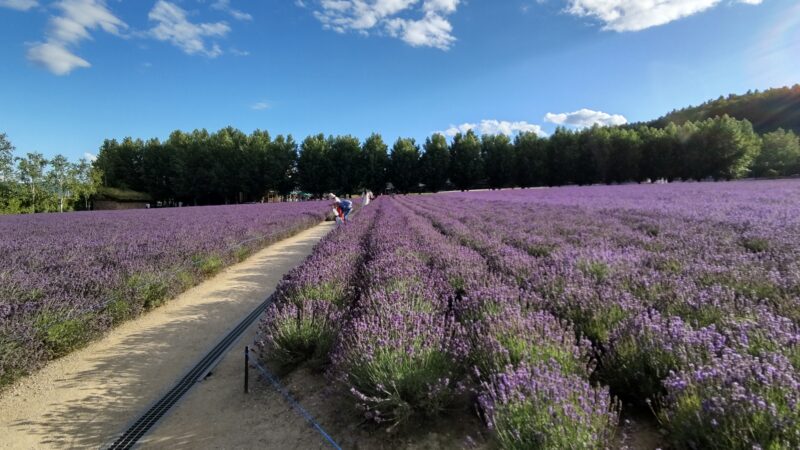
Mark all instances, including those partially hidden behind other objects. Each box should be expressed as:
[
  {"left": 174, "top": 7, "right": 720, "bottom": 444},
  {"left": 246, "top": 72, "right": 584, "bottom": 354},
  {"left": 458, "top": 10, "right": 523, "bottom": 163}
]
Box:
[
  {"left": 35, "top": 311, "right": 92, "bottom": 357},
  {"left": 234, "top": 246, "right": 252, "bottom": 262},
  {"left": 661, "top": 352, "right": 800, "bottom": 450},
  {"left": 198, "top": 255, "right": 224, "bottom": 275},
  {"left": 741, "top": 237, "right": 770, "bottom": 253},
  {"left": 125, "top": 273, "right": 170, "bottom": 310},
  {"left": 105, "top": 298, "right": 132, "bottom": 324},
  {"left": 578, "top": 260, "right": 611, "bottom": 283},
  {"left": 258, "top": 300, "right": 341, "bottom": 370},
  {"left": 289, "top": 281, "right": 348, "bottom": 307},
  {"left": 479, "top": 364, "right": 619, "bottom": 450}
]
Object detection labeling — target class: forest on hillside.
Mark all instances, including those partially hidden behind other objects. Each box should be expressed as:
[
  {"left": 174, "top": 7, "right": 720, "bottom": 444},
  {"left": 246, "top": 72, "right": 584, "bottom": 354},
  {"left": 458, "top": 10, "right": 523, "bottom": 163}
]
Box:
[{"left": 650, "top": 85, "right": 800, "bottom": 134}]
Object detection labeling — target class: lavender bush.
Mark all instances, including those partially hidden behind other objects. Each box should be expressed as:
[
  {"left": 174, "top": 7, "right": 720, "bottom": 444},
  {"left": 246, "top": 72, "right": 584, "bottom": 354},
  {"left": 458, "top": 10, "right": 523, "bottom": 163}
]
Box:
[
  {"left": 250, "top": 180, "right": 800, "bottom": 447},
  {"left": 258, "top": 300, "right": 342, "bottom": 370},
  {"left": 469, "top": 306, "right": 593, "bottom": 379},
  {"left": 478, "top": 364, "right": 619, "bottom": 450},
  {"left": 0, "top": 201, "right": 327, "bottom": 387},
  {"left": 661, "top": 351, "right": 800, "bottom": 449},
  {"left": 600, "top": 310, "right": 726, "bottom": 403}
]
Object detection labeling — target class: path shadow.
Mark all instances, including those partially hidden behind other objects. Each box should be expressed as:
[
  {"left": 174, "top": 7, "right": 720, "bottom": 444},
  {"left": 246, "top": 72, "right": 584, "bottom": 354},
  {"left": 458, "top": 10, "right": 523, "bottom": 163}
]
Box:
[{"left": 5, "top": 227, "right": 331, "bottom": 449}]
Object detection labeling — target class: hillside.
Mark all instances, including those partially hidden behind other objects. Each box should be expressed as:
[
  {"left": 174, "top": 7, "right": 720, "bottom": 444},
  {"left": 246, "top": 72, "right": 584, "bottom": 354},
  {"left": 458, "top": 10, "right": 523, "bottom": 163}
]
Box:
[{"left": 650, "top": 85, "right": 800, "bottom": 134}]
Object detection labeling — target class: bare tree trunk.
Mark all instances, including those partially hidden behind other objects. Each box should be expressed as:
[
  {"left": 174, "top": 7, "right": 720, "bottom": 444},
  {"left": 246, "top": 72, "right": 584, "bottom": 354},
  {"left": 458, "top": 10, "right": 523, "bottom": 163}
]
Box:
[{"left": 30, "top": 182, "right": 36, "bottom": 214}]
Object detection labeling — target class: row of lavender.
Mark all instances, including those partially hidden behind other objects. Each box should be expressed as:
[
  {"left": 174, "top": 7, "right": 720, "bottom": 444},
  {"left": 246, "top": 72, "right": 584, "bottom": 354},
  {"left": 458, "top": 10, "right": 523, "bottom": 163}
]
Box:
[
  {"left": 258, "top": 197, "right": 619, "bottom": 448},
  {"left": 398, "top": 180, "right": 800, "bottom": 449},
  {"left": 0, "top": 202, "right": 327, "bottom": 388}
]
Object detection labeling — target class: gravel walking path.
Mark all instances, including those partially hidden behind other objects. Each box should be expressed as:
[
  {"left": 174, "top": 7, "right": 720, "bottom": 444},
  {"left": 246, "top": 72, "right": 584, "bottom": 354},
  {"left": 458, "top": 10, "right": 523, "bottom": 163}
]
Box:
[{"left": 0, "top": 222, "right": 333, "bottom": 450}]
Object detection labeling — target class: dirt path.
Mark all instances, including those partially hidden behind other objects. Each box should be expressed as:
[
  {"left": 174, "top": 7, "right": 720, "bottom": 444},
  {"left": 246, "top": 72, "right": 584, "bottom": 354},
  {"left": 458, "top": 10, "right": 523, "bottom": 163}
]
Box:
[{"left": 0, "top": 222, "right": 333, "bottom": 450}]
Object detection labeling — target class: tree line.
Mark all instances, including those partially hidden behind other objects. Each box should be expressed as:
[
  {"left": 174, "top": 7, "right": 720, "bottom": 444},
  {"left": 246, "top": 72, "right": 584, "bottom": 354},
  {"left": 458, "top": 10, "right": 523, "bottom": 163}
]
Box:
[
  {"left": 0, "top": 133, "right": 99, "bottom": 214},
  {"left": 93, "top": 116, "right": 799, "bottom": 204},
  {"left": 2, "top": 114, "right": 799, "bottom": 213}
]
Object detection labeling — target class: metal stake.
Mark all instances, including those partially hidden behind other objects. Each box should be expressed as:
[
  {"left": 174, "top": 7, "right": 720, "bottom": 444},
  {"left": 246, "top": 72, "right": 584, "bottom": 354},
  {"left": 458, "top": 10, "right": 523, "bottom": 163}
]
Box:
[{"left": 244, "top": 346, "right": 250, "bottom": 394}]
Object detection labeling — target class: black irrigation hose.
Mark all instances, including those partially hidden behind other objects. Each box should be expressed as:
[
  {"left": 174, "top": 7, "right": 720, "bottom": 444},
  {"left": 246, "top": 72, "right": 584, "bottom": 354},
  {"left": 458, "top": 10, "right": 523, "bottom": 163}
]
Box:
[
  {"left": 106, "top": 296, "right": 274, "bottom": 450},
  {"left": 249, "top": 358, "right": 343, "bottom": 450}
]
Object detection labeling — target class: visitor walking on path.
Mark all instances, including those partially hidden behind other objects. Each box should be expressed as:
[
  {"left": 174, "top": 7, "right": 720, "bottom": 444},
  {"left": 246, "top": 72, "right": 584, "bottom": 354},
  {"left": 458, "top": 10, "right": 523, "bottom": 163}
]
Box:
[{"left": 328, "top": 194, "right": 353, "bottom": 224}]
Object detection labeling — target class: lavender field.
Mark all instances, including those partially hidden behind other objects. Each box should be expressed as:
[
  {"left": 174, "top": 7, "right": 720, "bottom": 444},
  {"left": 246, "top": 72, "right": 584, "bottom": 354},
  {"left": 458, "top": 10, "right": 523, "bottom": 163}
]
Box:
[
  {"left": 0, "top": 202, "right": 327, "bottom": 388},
  {"left": 258, "top": 180, "right": 800, "bottom": 449}
]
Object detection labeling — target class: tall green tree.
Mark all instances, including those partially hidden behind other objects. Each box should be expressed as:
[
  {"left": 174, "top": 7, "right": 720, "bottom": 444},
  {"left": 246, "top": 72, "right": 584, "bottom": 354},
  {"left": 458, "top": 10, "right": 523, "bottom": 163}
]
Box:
[
  {"left": 752, "top": 129, "right": 800, "bottom": 177},
  {"left": 688, "top": 116, "right": 761, "bottom": 180},
  {"left": 575, "top": 126, "right": 608, "bottom": 185},
  {"left": 389, "top": 138, "right": 421, "bottom": 193},
  {"left": 141, "top": 138, "right": 176, "bottom": 203},
  {"left": 209, "top": 127, "right": 249, "bottom": 203},
  {"left": 514, "top": 132, "right": 548, "bottom": 187},
  {"left": 16, "top": 152, "right": 48, "bottom": 213},
  {"left": 298, "top": 134, "right": 331, "bottom": 198},
  {"left": 547, "top": 128, "right": 579, "bottom": 186},
  {"left": 0, "top": 133, "right": 21, "bottom": 214},
  {"left": 168, "top": 129, "right": 216, "bottom": 205},
  {"left": 48, "top": 154, "right": 71, "bottom": 212},
  {"left": 328, "top": 135, "right": 361, "bottom": 196},
  {"left": 607, "top": 128, "right": 642, "bottom": 183},
  {"left": 421, "top": 133, "right": 450, "bottom": 192},
  {"left": 638, "top": 126, "right": 673, "bottom": 181},
  {"left": 266, "top": 135, "right": 298, "bottom": 197},
  {"left": 69, "top": 158, "right": 101, "bottom": 210},
  {"left": 94, "top": 137, "right": 145, "bottom": 191},
  {"left": 247, "top": 129, "right": 272, "bottom": 200},
  {"left": 361, "top": 133, "right": 389, "bottom": 194},
  {"left": 0, "top": 133, "right": 13, "bottom": 183},
  {"left": 482, "top": 134, "right": 515, "bottom": 189},
  {"left": 449, "top": 130, "right": 483, "bottom": 191}
]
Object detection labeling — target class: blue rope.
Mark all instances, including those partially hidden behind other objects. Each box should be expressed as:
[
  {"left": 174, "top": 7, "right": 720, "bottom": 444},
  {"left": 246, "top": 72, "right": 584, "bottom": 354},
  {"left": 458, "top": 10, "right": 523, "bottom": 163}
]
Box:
[{"left": 250, "top": 359, "right": 343, "bottom": 450}]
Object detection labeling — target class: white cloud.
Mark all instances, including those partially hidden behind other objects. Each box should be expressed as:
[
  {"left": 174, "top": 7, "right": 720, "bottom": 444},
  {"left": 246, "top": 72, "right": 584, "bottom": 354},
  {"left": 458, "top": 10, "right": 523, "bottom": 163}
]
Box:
[
  {"left": 442, "top": 120, "right": 546, "bottom": 137},
  {"left": 27, "top": 42, "right": 90, "bottom": 75},
  {"left": 544, "top": 108, "right": 628, "bottom": 128},
  {"left": 0, "top": 0, "right": 38, "bottom": 11},
  {"left": 385, "top": 12, "right": 454, "bottom": 50},
  {"left": 211, "top": 0, "right": 252, "bottom": 21},
  {"left": 83, "top": 152, "right": 97, "bottom": 162},
  {"left": 27, "top": 0, "right": 126, "bottom": 75},
  {"left": 149, "top": 1, "right": 230, "bottom": 58},
  {"left": 307, "top": 0, "right": 460, "bottom": 50},
  {"left": 251, "top": 102, "right": 270, "bottom": 110},
  {"left": 566, "top": 0, "right": 763, "bottom": 32}
]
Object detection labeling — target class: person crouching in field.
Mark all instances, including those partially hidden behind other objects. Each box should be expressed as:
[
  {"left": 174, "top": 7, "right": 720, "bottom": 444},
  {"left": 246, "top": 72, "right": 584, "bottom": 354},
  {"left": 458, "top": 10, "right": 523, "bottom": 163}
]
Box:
[{"left": 328, "top": 194, "right": 353, "bottom": 224}]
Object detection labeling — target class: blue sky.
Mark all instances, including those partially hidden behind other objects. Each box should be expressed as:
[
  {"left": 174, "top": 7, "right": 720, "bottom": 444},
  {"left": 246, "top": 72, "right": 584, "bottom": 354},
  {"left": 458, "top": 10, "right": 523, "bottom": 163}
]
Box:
[{"left": 1, "top": 0, "right": 798, "bottom": 162}]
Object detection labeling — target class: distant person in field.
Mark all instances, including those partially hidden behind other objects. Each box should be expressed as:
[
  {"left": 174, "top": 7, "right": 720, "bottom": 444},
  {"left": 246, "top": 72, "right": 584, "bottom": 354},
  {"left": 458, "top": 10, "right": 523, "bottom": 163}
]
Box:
[
  {"left": 328, "top": 194, "right": 353, "bottom": 223},
  {"left": 362, "top": 190, "right": 374, "bottom": 207}
]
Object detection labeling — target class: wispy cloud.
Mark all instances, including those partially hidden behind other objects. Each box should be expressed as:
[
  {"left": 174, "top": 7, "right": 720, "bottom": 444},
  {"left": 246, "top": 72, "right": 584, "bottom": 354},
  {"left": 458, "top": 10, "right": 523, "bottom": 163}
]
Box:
[
  {"left": 251, "top": 102, "right": 270, "bottom": 111},
  {"left": 544, "top": 108, "right": 627, "bottom": 128},
  {"left": 565, "top": 0, "right": 763, "bottom": 32},
  {"left": 441, "top": 120, "right": 546, "bottom": 137},
  {"left": 0, "top": 0, "right": 38, "bottom": 11},
  {"left": 149, "top": 1, "right": 230, "bottom": 58},
  {"left": 27, "top": 0, "right": 127, "bottom": 75},
  {"left": 306, "top": 0, "right": 461, "bottom": 50},
  {"left": 211, "top": 0, "right": 252, "bottom": 21}
]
